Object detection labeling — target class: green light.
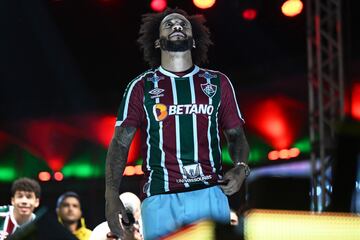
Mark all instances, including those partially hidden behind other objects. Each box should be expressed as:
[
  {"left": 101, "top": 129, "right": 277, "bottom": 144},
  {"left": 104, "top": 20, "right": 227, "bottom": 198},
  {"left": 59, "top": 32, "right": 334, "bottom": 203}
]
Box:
[
  {"left": 0, "top": 167, "right": 17, "bottom": 182},
  {"left": 293, "top": 138, "right": 311, "bottom": 153},
  {"left": 62, "top": 153, "right": 104, "bottom": 178},
  {"left": 222, "top": 147, "right": 267, "bottom": 165},
  {"left": 249, "top": 148, "right": 264, "bottom": 164}
]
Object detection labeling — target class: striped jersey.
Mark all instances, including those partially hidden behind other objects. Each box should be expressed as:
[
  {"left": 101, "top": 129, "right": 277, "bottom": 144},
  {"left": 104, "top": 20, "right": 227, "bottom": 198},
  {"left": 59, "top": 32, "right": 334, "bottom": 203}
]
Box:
[
  {"left": 0, "top": 205, "right": 36, "bottom": 240},
  {"left": 116, "top": 65, "right": 244, "bottom": 198}
]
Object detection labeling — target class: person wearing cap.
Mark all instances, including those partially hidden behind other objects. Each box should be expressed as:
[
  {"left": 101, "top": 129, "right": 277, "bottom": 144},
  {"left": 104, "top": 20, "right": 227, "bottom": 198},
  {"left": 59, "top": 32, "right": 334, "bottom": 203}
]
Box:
[{"left": 56, "top": 191, "right": 92, "bottom": 240}]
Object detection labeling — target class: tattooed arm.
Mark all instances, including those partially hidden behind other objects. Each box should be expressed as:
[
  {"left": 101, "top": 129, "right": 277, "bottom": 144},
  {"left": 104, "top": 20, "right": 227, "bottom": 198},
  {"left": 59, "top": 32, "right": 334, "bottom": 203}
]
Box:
[
  {"left": 219, "top": 125, "right": 250, "bottom": 195},
  {"left": 105, "top": 126, "right": 137, "bottom": 238}
]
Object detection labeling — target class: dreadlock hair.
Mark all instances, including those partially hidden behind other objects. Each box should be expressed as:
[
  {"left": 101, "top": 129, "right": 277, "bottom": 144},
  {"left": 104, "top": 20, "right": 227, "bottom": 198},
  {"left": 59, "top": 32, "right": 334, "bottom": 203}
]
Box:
[
  {"left": 11, "top": 177, "right": 41, "bottom": 198},
  {"left": 137, "top": 8, "right": 212, "bottom": 68}
]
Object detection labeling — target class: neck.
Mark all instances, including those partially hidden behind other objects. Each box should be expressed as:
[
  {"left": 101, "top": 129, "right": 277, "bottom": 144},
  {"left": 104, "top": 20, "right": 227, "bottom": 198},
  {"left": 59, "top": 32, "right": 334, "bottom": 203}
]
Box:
[
  {"left": 160, "top": 50, "right": 193, "bottom": 72},
  {"left": 13, "top": 212, "right": 32, "bottom": 226},
  {"left": 63, "top": 221, "right": 79, "bottom": 233}
]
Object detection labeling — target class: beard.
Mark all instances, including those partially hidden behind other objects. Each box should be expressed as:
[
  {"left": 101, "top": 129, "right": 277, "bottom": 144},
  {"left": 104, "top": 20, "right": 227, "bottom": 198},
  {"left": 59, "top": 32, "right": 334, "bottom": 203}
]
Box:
[{"left": 159, "top": 37, "right": 193, "bottom": 52}]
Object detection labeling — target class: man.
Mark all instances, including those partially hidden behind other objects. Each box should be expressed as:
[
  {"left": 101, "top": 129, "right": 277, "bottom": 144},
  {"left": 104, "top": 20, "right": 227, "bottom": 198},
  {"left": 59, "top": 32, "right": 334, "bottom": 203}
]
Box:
[
  {"left": 90, "top": 192, "right": 143, "bottom": 240},
  {"left": 105, "top": 8, "right": 250, "bottom": 240},
  {"left": 56, "top": 191, "right": 92, "bottom": 240},
  {"left": 0, "top": 177, "right": 41, "bottom": 240}
]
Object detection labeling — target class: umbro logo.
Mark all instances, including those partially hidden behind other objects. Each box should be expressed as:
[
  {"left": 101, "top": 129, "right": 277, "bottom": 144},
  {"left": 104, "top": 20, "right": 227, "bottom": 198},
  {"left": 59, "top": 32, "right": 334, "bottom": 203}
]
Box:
[{"left": 149, "top": 88, "right": 165, "bottom": 99}]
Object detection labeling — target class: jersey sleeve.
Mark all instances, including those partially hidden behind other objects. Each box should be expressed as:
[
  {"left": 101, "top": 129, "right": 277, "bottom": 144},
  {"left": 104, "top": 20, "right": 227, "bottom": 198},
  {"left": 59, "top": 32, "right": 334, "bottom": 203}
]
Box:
[
  {"left": 115, "top": 79, "right": 144, "bottom": 128},
  {"left": 218, "top": 73, "right": 245, "bottom": 130}
]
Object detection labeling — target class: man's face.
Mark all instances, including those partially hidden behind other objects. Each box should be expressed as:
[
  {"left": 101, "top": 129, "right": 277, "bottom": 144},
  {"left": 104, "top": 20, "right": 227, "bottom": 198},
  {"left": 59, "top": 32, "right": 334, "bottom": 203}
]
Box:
[
  {"left": 11, "top": 191, "right": 39, "bottom": 218},
  {"left": 157, "top": 13, "right": 194, "bottom": 52},
  {"left": 57, "top": 197, "right": 82, "bottom": 224}
]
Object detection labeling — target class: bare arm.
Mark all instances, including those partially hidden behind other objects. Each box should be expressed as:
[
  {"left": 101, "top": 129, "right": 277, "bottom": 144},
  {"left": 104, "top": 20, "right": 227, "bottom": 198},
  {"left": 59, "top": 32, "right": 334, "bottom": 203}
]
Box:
[
  {"left": 219, "top": 125, "right": 250, "bottom": 195},
  {"left": 105, "top": 126, "right": 137, "bottom": 238}
]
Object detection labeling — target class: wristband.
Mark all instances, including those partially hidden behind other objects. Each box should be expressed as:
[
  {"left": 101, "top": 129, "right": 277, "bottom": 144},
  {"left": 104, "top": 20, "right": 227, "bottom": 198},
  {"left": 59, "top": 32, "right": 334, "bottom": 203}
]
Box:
[{"left": 235, "top": 162, "right": 250, "bottom": 177}]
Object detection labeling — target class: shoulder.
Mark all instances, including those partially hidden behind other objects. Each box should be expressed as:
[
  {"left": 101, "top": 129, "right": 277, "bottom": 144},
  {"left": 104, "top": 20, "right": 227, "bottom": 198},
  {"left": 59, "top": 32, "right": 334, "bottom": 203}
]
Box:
[
  {"left": 131, "top": 68, "right": 158, "bottom": 83},
  {"left": 0, "top": 205, "right": 10, "bottom": 216},
  {"left": 197, "top": 67, "right": 230, "bottom": 80}
]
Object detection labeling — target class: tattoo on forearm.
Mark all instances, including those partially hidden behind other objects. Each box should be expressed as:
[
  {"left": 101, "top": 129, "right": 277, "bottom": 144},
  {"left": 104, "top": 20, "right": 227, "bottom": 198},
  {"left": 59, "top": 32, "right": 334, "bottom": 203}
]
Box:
[
  {"left": 224, "top": 126, "right": 250, "bottom": 165},
  {"left": 105, "top": 126, "right": 137, "bottom": 192}
]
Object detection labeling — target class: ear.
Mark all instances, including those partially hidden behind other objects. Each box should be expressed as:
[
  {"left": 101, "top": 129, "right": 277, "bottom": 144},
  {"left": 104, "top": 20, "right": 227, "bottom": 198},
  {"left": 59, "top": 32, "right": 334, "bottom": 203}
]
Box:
[
  {"left": 34, "top": 198, "right": 40, "bottom": 208},
  {"left": 11, "top": 197, "right": 15, "bottom": 206},
  {"left": 193, "top": 39, "right": 196, "bottom": 48},
  {"left": 154, "top": 39, "right": 160, "bottom": 49}
]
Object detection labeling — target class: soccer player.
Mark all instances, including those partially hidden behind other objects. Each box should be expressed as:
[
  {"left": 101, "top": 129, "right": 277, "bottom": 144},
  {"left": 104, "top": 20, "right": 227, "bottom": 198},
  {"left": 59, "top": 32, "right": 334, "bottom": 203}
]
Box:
[
  {"left": 0, "top": 177, "right": 41, "bottom": 240},
  {"left": 56, "top": 191, "right": 92, "bottom": 240},
  {"left": 105, "top": 8, "right": 250, "bottom": 240}
]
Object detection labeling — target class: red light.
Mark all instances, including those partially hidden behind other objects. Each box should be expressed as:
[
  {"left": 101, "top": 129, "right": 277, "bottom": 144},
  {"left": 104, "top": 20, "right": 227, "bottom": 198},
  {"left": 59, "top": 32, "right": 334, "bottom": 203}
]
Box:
[
  {"left": 193, "top": 0, "right": 216, "bottom": 9},
  {"left": 279, "top": 149, "right": 290, "bottom": 159},
  {"left": 38, "top": 171, "right": 51, "bottom": 181},
  {"left": 351, "top": 82, "right": 360, "bottom": 120},
  {"left": 268, "top": 150, "right": 279, "bottom": 160},
  {"left": 150, "top": 0, "right": 167, "bottom": 12},
  {"left": 54, "top": 172, "right": 64, "bottom": 181},
  {"left": 289, "top": 148, "right": 300, "bottom": 158},
  {"left": 281, "top": 0, "right": 303, "bottom": 17},
  {"left": 242, "top": 9, "right": 257, "bottom": 21}
]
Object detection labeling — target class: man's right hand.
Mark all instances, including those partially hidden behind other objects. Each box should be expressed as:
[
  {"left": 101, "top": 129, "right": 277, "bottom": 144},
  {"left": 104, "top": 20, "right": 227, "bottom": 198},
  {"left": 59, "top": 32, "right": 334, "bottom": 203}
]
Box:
[{"left": 105, "top": 190, "right": 129, "bottom": 238}]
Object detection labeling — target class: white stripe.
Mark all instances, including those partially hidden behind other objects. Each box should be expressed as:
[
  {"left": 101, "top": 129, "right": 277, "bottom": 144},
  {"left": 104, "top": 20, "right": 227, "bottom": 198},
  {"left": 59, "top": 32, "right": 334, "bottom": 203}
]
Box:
[
  {"left": 171, "top": 77, "right": 190, "bottom": 188},
  {"left": 189, "top": 76, "right": 209, "bottom": 185},
  {"left": 143, "top": 99, "right": 152, "bottom": 197},
  {"left": 2, "top": 215, "right": 9, "bottom": 240},
  {"left": 154, "top": 79, "right": 169, "bottom": 192},
  {"left": 115, "top": 121, "right": 123, "bottom": 127},
  {"left": 206, "top": 79, "right": 216, "bottom": 174},
  {"left": 147, "top": 170, "right": 153, "bottom": 197},
  {"left": 117, "top": 71, "right": 154, "bottom": 127},
  {"left": 215, "top": 104, "right": 222, "bottom": 172}
]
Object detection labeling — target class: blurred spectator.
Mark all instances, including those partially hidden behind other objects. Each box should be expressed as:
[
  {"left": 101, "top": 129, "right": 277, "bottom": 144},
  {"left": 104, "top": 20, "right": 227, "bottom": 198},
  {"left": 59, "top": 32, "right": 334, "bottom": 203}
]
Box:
[{"left": 56, "top": 191, "right": 92, "bottom": 240}]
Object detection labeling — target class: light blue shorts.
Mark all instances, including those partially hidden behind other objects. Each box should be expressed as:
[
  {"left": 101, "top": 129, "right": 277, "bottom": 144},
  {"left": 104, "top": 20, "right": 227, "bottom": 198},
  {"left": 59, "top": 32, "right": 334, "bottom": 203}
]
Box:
[{"left": 141, "top": 186, "right": 230, "bottom": 240}]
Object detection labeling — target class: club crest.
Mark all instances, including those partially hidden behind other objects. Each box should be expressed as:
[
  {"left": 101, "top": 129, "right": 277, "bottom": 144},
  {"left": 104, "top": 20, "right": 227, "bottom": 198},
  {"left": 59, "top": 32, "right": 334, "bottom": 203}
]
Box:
[{"left": 201, "top": 83, "right": 217, "bottom": 98}]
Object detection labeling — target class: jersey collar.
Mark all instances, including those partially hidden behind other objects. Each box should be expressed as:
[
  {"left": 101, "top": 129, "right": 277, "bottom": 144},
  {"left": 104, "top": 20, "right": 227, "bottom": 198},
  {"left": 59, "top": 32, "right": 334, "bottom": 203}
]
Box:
[{"left": 158, "top": 65, "right": 199, "bottom": 78}]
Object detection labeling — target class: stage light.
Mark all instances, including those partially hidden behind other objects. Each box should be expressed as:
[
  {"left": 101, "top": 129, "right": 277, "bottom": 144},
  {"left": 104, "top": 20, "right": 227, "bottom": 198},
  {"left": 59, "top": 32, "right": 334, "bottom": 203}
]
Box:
[
  {"left": 268, "top": 150, "right": 279, "bottom": 161},
  {"left": 38, "top": 171, "right": 51, "bottom": 182},
  {"left": 351, "top": 82, "right": 360, "bottom": 120},
  {"left": 289, "top": 147, "right": 300, "bottom": 157},
  {"left": 242, "top": 8, "right": 258, "bottom": 21},
  {"left": 150, "top": 0, "right": 167, "bottom": 12},
  {"left": 268, "top": 148, "right": 301, "bottom": 161},
  {"left": 281, "top": 0, "right": 303, "bottom": 17},
  {"left": 279, "top": 149, "right": 289, "bottom": 159},
  {"left": 193, "top": 0, "right": 216, "bottom": 10},
  {"left": 124, "top": 166, "right": 136, "bottom": 176},
  {"left": 54, "top": 171, "right": 64, "bottom": 181},
  {"left": 134, "top": 165, "right": 144, "bottom": 175}
]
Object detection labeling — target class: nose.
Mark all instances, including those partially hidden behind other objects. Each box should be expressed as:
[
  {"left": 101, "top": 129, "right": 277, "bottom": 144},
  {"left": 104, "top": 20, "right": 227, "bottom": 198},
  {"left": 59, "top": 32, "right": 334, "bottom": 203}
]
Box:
[{"left": 172, "top": 24, "right": 183, "bottom": 31}]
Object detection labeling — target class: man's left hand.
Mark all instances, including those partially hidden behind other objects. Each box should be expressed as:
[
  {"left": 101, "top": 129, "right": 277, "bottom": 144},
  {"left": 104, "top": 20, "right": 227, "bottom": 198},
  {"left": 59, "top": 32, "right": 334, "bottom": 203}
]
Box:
[{"left": 219, "top": 166, "right": 247, "bottom": 195}]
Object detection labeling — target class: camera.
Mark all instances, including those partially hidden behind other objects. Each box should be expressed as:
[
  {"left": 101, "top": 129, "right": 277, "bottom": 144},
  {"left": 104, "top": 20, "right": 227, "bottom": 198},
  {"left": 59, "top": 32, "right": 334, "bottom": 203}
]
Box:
[{"left": 121, "top": 208, "right": 135, "bottom": 226}]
